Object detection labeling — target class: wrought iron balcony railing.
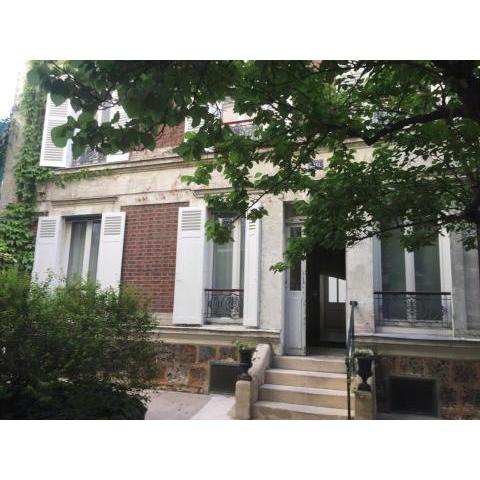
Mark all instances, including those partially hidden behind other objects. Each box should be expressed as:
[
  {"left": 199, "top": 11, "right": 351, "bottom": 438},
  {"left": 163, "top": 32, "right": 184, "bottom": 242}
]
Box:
[
  {"left": 226, "top": 120, "right": 258, "bottom": 139},
  {"left": 204, "top": 289, "right": 244, "bottom": 323},
  {"left": 374, "top": 291, "right": 452, "bottom": 329},
  {"left": 71, "top": 147, "right": 106, "bottom": 167}
]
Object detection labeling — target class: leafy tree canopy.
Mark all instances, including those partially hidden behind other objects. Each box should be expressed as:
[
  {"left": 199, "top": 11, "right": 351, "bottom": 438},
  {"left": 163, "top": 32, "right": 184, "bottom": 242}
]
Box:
[{"left": 28, "top": 60, "right": 480, "bottom": 267}]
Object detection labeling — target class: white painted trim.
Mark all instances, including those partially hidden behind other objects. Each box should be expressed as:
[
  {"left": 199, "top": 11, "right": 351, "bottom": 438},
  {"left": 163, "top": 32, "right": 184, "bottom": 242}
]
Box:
[
  {"left": 372, "top": 236, "right": 382, "bottom": 291},
  {"left": 404, "top": 250, "right": 416, "bottom": 291}
]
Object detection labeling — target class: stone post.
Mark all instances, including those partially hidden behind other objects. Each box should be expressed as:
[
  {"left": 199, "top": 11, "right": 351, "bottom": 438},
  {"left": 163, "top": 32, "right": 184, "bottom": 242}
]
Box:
[
  {"left": 233, "top": 343, "right": 272, "bottom": 420},
  {"left": 234, "top": 380, "right": 252, "bottom": 420},
  {"left": 354, "top": 359, "right": 377, "bottom": 420}
]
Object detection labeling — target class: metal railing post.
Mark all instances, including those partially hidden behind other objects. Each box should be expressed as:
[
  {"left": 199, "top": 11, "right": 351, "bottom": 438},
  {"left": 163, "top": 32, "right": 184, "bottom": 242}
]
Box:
[{"left": 346, "top": 300, "right": 357, "bottom": 420}]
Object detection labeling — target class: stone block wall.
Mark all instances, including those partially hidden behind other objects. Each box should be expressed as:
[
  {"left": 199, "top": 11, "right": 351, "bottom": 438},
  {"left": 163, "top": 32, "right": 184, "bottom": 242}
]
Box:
[
  {"left": 375, "top": 355, "right": 480, "bottom": 419},
  {"left": 153, "top": 342, "right": 239, "bottom": 394},
  {"left": 121, "top": 202, "right": 188, "bottom": 312}
]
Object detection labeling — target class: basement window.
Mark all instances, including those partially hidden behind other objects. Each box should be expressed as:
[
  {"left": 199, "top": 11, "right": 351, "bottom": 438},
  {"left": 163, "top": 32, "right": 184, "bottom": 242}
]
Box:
[
  {"left": 209, "top": 362, "right": 240, "bottom": 395},
  {"left": 389, "top": 376, "right": 438, "bottom": 417}
]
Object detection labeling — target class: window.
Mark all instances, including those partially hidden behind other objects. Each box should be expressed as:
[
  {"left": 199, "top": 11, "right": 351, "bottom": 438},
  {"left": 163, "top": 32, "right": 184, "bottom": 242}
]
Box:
[
  {"left": 375, "top": 230, "right": 451, "bottom": 326},
  {"left": 288, "top": 226, "right": 302, "bottom": 291},
  {"left": 66, "top": 218, "right": 101, "bottom": 283},
  {"left": 205, "top": 214, "right": 245, "bottom": 322},
  {"left": 389, "top": 376, "right": 438, "bottom": 417},
  {"left": 40, "top": 94, "right": 129, "bottom": 168},
  {"left": 381, "top": 230, "right": 442, "bottom": 293},
  {"left": 328, "top": 277, "right": 346, "bottom": 303},
  {"left": 211, "top": 215, "right": 245, "bottom": 290}
]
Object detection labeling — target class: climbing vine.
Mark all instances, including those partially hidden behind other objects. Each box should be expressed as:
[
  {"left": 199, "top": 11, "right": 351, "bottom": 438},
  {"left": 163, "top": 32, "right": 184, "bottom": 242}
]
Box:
[
  {"left": 0, "top": 64, "right": 113, "bottom": 271},
  {"left": 0, "top": 75, "right": 48, "bottom": 270}
]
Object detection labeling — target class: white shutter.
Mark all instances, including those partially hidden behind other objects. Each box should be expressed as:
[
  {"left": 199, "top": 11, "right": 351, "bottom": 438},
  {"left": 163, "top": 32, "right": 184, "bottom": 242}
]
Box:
[
  {"left": 32, "top": 216, "right": 64, "bottom": 284},
  {"left": 40, "top": 94, "right": 73, "bottom": 167},
  {"left": 106, "top": 91, "right": 130, "bottom": 163},
  {"left": 243, "top": 216, "right": 261, "bottom": 327},
  {"left": 96, "top": 212, "right": 126, "bottom": 289},
  {"left": 172, "top": 206, "right": 207, "bottom": 325}
]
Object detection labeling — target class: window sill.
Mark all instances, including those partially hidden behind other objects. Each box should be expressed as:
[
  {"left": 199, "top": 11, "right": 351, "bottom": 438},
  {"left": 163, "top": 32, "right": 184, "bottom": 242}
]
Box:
[
  {"left": 375, "top": 325, "right": 453, "bottom": 338},
  {"left": 206, "top": 317, "right": 243, "bottom": 326}
]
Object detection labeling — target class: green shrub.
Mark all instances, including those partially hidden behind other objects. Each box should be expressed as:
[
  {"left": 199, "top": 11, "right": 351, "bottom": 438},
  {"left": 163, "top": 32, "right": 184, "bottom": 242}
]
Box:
[
  {"left": 0, "top": 240, "right": 16, "bottom": 269},
  {"left": 0, "top": 381, "right": 147, "bottom": 420},
  {"left": 0, "top": 268, "right": 159, "bottom": 419}
]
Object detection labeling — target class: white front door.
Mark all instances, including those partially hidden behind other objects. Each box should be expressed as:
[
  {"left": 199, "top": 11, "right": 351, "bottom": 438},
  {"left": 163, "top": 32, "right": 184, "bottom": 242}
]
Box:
[{"left": 284, "top": 225, "right": 306, "bottom": 356}]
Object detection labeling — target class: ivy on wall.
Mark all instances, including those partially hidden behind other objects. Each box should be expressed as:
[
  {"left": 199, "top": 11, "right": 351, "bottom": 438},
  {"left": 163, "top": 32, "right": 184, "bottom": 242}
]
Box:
[
  {"left": 0, "top": 64, "right": 113, "bottom": 270},
  {"left": 0, "top": 116, "right": 10, "bottom": 184},
  {"left": 0, "top": 77, "right": 48, "bottom": 269}
]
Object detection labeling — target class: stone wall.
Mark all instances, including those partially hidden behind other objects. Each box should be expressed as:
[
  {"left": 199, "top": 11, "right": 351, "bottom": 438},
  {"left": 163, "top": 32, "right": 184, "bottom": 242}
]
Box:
[
  {"left": 153, "top": 342, "right": 239, "bottom": 394},
  {"left": 375, "top": 355, "right": 480, "bottom": 419},
  {"left": 121, "top": 202, "right": 188, "bottom": 313}
]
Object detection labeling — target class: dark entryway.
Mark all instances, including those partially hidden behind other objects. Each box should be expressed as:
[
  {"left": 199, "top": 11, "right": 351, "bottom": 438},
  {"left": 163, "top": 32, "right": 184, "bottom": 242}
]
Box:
[{"left": 306, "top": 246, "right": 346, "bottom": 349}]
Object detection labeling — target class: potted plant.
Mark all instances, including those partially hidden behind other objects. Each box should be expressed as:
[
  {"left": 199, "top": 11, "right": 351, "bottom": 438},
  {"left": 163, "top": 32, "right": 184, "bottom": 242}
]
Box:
[
  {"left": 354, "top": 348, "right": 375, "bottom": 391},
  {"left": 233, "top": 340, "right": 257, "bottom": 381}
]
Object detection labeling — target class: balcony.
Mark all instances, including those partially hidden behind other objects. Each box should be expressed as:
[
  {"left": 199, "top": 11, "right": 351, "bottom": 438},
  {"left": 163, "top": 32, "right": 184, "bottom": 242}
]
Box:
[
  {"left": 226, "top": 120, "right": 257, "bottom": 139},
  {"left": 374, "top": 291, "right": 452, "bottom": 329},
  {"left": 204, "top": 289, "right": 244, "bottom": 324},
  {"left": 71, "top": 146, "right": 106, "bottom": 167}
]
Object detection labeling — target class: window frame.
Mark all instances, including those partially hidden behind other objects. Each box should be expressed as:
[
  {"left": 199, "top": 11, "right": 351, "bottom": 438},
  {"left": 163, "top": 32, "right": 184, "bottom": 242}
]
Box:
[
  {"left": 373, "top": 231, "right": 451, "bottom": 294},
  {"left": 206, "top": 213, "right": 246, "bottom": 323},
  {"left": 62, "top": 216, "right": 102, "bottom": 283},
  {"left": 373, "top": 231, "right": 453, "bottom": 328}
]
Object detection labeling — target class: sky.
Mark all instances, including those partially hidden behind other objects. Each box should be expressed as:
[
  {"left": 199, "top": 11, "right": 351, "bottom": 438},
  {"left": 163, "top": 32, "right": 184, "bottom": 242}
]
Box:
[{"left": 0, "top": 59, "right": 24, "bottom": 119}]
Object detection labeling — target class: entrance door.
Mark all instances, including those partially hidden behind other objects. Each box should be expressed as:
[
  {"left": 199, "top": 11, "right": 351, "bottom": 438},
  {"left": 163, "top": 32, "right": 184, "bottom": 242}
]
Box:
[
  {"left": 319, "top": 274, "right": 346, "bottom": 343},
  {"left": 306, "top": 247, "right": 346, "bottom": 348},
  {"left": 284, "top": 225, "right": 306, "bottom": 356}
]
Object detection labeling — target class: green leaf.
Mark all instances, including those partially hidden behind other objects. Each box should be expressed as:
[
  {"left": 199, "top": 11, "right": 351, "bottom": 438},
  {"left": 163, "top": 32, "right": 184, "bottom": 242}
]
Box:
[
  {"left": 51, "top": 93, "right": 67, "bottom": 106},
  {"left": 71, "top": 141, "right": 85, "bottom": 159},
  {"left": 142, "top": 134, "right": 156, "bottom": 151},
  {"left": 51, "top": 125, "right": 69, "bottom": 148},
  {"left": 78, "top": 111, "right": 95, "bottom": 126}
]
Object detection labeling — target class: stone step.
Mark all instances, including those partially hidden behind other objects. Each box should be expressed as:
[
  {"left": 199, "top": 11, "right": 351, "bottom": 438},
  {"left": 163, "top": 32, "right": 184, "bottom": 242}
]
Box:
[
  {"left": 253, "top": 401, "right": 351, "bottom": 420},
  {"left": 259, "top": 383, "right": 349, "bottom": 409},
  {"left": 273, "top": 355, "right": 346, "bottom": 373},
  {"left": 265, "top": 368, "right": 347, "bottom": 391}
]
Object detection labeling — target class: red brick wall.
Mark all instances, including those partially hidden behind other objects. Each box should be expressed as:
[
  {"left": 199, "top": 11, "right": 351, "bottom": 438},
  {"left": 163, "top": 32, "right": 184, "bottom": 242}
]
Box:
[
  {"left": 155, "top": 123, "right": 185, "bottom": 149},
  {"left": 121, "top": 202, "right": 188, "bottom": 312}
]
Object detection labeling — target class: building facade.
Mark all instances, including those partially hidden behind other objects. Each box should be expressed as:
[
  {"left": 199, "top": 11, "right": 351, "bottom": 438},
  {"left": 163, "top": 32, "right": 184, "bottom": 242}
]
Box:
[{"left": 22, "top": 93, "right": 480, "bottom": 418}]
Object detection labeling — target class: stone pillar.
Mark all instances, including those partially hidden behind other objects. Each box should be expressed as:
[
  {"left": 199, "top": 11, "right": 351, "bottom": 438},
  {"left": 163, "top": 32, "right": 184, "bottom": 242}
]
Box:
[
  {"left": 233, "top": 380, "right": 252, "bottom": 420},
  {"left": 347, "top": 238, "right": 375, "bottom": 335},
  {"left": 354, "top": 357, "right": 377, "bottom": 419},
  {"left": 355, "top": 390, "right": 375, "bottom": 419}
]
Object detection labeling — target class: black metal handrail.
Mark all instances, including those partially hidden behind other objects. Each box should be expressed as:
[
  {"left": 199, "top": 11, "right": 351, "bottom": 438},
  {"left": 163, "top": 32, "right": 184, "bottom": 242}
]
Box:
[
  {"left": 346, "top": 300, "right": 357, "bottom": 420},
  {"left": 374, "top": 291, "right": 452, "bottom": 328}
]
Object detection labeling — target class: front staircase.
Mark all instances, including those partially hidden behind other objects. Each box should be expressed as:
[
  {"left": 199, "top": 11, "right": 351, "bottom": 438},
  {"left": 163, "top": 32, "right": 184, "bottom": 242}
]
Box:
[{"left": 252, "top": 353, "right": 353, "bottom": 420}]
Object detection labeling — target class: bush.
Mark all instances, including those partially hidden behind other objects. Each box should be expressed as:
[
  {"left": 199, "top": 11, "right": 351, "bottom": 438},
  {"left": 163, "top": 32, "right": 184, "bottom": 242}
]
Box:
[
  {"left": 0, "top": 268, "right": 159, "bottom": 419},
  {"left": 0, "top": 240, "right": 16, "bottom": 269}
]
